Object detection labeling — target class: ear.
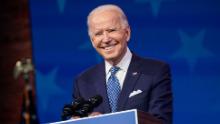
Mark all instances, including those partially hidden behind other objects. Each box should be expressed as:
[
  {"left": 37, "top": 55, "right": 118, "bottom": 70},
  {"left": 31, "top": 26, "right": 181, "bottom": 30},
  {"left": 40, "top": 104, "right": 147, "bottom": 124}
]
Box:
[
  {"left": 90, "top": 36, "right": 95, "bottom": 46},
  {"left": 125, "top": 26, "right": 131, "bottom": 42},
  {"left": 89, "top": 35, "right": 97, "bottom": 48}
]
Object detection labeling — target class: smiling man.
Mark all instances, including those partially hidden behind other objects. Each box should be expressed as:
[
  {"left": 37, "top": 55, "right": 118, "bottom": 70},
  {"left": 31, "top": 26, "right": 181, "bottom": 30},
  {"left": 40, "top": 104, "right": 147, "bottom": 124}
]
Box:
[
  {"left": 73, "top": 4, "right": 173, "bottom": 124},
  {"left": 88, "top": 6, "right": 130, "bottom": 65}
]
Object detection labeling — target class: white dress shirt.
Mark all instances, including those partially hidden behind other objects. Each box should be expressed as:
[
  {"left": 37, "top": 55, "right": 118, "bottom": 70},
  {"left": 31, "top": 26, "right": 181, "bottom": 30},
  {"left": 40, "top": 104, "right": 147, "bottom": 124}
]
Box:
[{"left": 105, "top": 47, "right": 132, "bottom": 89}]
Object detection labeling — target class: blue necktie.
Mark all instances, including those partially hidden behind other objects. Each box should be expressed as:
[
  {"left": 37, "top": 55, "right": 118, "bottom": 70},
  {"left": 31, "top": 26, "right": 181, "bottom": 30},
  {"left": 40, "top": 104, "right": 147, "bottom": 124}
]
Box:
[{"left": 107, "top": 66, "right": 121, "bottom": 112}]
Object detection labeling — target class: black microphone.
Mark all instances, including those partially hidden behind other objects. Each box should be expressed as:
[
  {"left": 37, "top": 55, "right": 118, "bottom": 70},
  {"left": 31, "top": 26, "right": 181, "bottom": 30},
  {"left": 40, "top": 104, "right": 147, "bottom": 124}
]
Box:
[
  {"left": 71, "top": 97, "right": 85, "bottom": 110},
  {"left": 75, "top": 95, "right": 103, "bottom": 117},
  {"left": 61, "top": 97, "right": 85, "bottom": 120}
]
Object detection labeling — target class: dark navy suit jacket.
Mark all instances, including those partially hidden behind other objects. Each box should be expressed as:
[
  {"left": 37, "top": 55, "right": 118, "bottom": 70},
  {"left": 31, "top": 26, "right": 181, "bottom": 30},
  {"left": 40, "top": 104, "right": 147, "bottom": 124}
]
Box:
[{"left": 73, "top": 54, "right": 173, "bottom": 124}]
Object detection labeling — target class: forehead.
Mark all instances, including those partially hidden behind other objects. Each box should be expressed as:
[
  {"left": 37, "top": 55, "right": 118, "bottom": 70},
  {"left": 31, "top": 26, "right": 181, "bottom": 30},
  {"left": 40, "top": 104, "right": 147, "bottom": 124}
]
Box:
[{"left": 89, "top": 10, "right": 123, "bottom": 30}]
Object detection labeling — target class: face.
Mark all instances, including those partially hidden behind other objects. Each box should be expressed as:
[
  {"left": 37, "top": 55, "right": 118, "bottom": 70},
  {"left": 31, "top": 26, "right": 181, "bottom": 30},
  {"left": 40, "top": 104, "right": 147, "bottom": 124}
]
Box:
[{"left": 88, "top": 10, "right": 131, "bottom": 65}]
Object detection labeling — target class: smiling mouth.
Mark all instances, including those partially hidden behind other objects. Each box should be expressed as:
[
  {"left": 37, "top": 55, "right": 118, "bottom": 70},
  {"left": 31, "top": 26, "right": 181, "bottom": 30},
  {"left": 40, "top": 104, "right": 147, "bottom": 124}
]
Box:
[{"left": 101, "top": 44, "right": 116, "bottom": 51}]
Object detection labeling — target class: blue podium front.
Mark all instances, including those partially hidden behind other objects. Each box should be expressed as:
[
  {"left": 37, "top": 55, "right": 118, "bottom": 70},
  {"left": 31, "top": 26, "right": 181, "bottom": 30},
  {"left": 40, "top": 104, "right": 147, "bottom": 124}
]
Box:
[{"left": 50, "top": 109, "right": 138, "bottom": 124}]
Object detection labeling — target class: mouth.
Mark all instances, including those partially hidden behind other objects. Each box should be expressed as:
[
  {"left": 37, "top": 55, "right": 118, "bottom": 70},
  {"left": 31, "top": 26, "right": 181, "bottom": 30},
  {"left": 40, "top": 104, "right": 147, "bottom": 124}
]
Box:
[{"left": 101, "top": 44, "right": 116, "bottom": 52}]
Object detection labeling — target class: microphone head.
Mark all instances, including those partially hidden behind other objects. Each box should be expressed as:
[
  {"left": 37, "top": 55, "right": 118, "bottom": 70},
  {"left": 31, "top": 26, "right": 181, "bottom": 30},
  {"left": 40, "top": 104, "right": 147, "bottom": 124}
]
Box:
[
  {"left": 75, "top": 95, "right": 103, "bottom": 117},
  {"left": 61, "top": 97, "right": 85, "bottom": 120},
  {"left": 61, "top": 104, "right": 74, "bottom": 120},
  {"left": 88, "top": 95, "right": 103, "bottom": 107},
  {"left": 62, "top": 95, "right": 103, "bottom": 119},
  {"left": 72, "top": 97, "right": 85, "bottom": 109}
]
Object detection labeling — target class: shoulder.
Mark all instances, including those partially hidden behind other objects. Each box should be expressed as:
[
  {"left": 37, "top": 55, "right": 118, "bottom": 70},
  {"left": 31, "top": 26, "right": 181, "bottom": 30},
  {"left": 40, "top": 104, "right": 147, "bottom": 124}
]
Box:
[
  {"left": 139, "top": 56, "right": 168, "bottom": 67},
  {"left": 75, "top": 62, "right": 104, "bottom": 79},
  {"left": 132, "top": 54, "right": 170, "bottom": 74}
]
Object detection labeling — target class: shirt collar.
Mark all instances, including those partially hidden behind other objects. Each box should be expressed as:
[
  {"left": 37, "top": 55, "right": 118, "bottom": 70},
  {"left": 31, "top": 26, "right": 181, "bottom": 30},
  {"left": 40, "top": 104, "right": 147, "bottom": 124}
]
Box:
[{"left": 105, "top": 47, "right": 132, "bottom": 74}]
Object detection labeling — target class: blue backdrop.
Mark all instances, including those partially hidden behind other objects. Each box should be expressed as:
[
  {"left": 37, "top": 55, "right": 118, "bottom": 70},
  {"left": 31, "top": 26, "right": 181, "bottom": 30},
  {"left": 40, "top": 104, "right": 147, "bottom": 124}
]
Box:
[{"left": 29, "top": 0, "right": 220, "bottom": 123}]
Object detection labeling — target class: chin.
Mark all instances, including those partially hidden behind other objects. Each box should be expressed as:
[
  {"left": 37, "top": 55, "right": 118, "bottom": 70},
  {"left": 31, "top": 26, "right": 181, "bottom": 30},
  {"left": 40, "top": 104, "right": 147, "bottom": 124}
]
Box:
[
  {"left": 104, "top": 56, "right": 116, "bottom": 61},
  {"left": 103, "top": 54, "right": 120, "bottom": 64}
]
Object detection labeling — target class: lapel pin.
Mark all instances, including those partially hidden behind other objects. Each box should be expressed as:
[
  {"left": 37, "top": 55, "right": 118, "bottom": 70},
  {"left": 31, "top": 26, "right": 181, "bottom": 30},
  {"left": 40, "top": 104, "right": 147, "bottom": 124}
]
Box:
[{"left": 132, "top": 72, "right": 138, "bottom": 76}]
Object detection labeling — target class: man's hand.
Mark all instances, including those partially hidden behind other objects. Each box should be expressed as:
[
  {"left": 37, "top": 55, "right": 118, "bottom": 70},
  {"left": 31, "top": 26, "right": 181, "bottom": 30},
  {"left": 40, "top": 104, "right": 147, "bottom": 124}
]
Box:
[
  {"left": 71, "top": 116, "right": 80, "bottom": 119},
  {"left": 89, "top": 112, "right": 102, "bottom": 117},
  {"left": 71, "top": 112, "right": 102, "bottom": 119}
]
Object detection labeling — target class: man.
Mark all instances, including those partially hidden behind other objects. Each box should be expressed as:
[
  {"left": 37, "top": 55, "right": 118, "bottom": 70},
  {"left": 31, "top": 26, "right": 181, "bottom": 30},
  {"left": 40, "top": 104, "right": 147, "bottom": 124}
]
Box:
[{"left": 73, "top": 4, "right": 172, "bottom": 124}]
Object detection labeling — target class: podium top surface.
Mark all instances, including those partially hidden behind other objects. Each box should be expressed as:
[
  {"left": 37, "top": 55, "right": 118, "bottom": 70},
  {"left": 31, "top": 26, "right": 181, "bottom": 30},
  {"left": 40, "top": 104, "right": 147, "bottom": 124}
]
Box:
[{"left": 50, "top": 109, "right": 138, "bottom": 124}]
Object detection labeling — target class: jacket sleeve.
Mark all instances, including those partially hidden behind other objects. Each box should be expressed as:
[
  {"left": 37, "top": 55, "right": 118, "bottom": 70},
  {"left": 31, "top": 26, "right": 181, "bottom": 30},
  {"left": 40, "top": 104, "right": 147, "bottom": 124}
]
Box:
[{"left": 148, "top": 63, "right": 173, "bottom": 124}]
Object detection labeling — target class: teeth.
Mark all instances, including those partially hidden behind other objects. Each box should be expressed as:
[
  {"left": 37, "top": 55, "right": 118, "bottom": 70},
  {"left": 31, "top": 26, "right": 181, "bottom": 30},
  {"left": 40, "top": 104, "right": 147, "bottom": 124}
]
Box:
[
  {"left": 104, "top": 45, "right": 115, "bottom": 50},
  {"left": 105, "top": 46, "right": 113, "bottom": 50}
]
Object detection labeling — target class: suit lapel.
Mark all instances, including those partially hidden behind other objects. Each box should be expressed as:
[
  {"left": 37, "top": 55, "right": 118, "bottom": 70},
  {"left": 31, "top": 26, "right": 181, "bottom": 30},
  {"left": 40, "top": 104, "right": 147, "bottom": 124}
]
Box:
[
  {"left": 117, "top": 55, "right": 142, "bottom": 110},
  {"left": 93, "top": 63, "right": 111, "bottom": 113}
]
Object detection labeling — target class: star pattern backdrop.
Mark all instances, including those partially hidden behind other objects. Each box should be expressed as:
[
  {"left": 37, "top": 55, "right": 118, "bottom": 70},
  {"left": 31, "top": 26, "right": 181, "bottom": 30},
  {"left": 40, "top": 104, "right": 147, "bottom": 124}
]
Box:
[{"left": 29, "top": 0, "right": 220, "bottom": 123}]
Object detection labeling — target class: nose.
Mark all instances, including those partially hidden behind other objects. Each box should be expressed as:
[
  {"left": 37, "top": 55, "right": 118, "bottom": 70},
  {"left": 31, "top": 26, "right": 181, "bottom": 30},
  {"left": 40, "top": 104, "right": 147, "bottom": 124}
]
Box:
[{"left": 102, "top": 32, "right": 111, "bottom": 43}]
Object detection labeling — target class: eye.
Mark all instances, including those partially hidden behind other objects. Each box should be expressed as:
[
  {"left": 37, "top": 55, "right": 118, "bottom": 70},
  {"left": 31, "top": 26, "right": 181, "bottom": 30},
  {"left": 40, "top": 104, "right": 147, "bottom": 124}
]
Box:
[
  {"left": 107, "top": 29, "right": 116, "bottom": 33},
  {"left": 94, "top": 31, "right": 102, "bottom": 36}
]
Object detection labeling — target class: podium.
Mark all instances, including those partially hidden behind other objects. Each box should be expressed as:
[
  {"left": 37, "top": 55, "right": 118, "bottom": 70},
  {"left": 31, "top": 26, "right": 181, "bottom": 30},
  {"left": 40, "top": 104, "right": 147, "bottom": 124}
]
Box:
[{"left": 50, "top": 109, "right": 162, "bottom": 124}]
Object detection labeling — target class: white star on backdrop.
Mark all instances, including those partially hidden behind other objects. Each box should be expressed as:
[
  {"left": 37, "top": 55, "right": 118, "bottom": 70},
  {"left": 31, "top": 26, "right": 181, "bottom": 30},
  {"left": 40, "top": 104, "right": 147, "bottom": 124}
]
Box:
[
  {"left": 135, "top": 0, "right": 171, "bottom": 17},
  {"left": 57, "top": 0, "right": 66, "bottom": 13},
  {"left": 36, "top": 68, "right": 65, "bottom": 112},
  {"left": 172, "top": 30, "right": 214, "bottom": 72}
]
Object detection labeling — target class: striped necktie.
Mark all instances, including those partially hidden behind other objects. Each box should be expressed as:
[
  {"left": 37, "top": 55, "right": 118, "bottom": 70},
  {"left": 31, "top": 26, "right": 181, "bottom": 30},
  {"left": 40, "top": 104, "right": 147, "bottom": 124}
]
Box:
[{"left": 106, "top": 66, "right": 121, "bottom": 112}]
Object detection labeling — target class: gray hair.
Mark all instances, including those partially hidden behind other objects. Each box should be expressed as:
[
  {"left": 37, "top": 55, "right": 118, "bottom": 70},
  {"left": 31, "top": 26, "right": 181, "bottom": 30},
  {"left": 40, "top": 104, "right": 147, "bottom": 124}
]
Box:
[{"left": 87, "top": 4, "right": 129, "bottom": 36}]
